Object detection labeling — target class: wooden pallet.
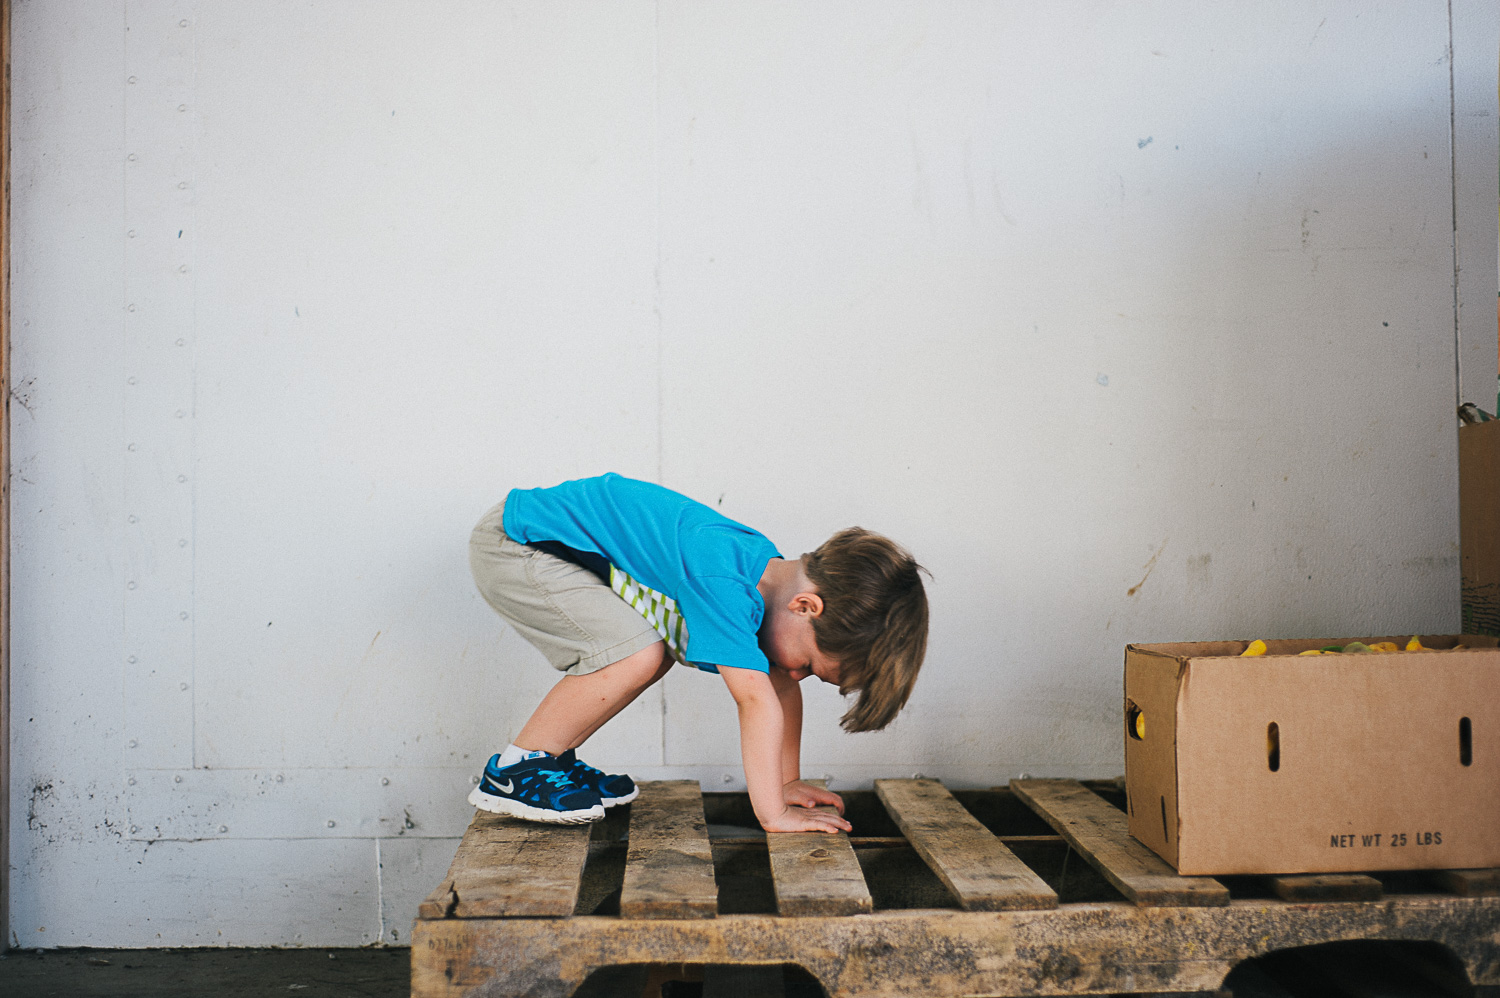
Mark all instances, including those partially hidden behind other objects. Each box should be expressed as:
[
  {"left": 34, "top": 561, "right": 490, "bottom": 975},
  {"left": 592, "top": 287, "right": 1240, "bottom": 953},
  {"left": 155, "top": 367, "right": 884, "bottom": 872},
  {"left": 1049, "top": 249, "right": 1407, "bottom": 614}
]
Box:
[{"left": 411, "top": 778, "right": 1500, "bottom": 998}]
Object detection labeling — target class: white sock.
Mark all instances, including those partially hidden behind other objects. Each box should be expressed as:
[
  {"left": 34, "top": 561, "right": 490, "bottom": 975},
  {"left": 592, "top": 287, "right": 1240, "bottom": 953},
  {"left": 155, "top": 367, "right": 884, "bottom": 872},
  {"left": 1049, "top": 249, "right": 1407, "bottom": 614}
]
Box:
[{"left": 496, "top": 743, "right": 550, "bottom": 768}]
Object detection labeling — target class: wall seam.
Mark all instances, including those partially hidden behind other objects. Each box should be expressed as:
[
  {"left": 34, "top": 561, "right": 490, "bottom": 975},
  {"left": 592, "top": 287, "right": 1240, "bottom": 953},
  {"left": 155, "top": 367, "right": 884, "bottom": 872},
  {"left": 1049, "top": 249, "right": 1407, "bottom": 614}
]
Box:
[
  {"left": 1447, "top": 0, "right": 1462, "bottom": 406},
  {"left": 654, "top": 0, "right": 667, "bottom": 768},
  {"left": 188, "top": 0, "right": 199, "bottom": 770},
  {"left": 374, "top": 838, "right": 385, "bottom": 944}
]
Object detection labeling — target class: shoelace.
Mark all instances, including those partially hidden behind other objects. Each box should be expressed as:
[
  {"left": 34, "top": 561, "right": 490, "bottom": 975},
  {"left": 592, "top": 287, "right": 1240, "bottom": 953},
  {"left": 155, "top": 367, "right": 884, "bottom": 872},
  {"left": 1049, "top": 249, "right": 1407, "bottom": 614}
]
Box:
[{"left": 541, "top": 770, "right": 578, "bottom": 789}]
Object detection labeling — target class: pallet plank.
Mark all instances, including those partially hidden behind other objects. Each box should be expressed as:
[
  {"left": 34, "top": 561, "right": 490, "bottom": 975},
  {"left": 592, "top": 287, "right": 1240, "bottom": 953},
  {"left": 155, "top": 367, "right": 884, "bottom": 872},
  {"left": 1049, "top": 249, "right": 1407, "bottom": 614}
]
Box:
[
  {"left": 1432, "top": 867, "right": 1500, "bottom": 896},
  {"left": 620, "top": 780, "right": 718, "bottom": 919},
  {"left": 1011, "top": 778, "right": 1229, "bottom": 907},
  {"left": 1264, "top": 873, "right": 1383, "bottom": 902},
  {"left": 765, "top": 779, "right": 873, "bottom": 917},
  {"left": 876, "top": 778, "right": 1058, "bottom": 911},
  {"left": 417, "top": 808, "right": 592, "bottom": 919}
]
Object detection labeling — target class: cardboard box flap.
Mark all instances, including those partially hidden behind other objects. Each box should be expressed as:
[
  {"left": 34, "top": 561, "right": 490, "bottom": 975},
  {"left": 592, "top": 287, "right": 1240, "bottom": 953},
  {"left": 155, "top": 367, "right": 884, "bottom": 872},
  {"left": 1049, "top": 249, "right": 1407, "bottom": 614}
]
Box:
[
  {"left": 1131, "top": 635, "right": 1496, "bottom": 662},
  {"left": 1123, "top": 646, "right": 1183, "bottom": 866}
]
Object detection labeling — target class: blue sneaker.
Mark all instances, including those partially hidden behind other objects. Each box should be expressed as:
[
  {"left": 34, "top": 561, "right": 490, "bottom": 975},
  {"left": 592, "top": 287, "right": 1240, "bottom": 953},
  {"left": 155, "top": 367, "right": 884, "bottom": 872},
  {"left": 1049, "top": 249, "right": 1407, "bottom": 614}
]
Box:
[
  {"left": 556, "top": 749, "right": 638, "bottom": 807},
  {"left": 467, "top": 753, "right": 604, "bottom": 824}
]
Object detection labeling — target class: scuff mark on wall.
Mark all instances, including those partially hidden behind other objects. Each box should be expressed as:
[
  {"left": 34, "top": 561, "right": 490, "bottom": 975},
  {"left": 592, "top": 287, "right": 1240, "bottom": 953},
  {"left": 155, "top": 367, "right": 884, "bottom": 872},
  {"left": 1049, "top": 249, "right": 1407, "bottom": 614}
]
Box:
[
  {"left": 1128, "top": 539, "right": 1169, "bottom": 597},
  {"left": 27, "top": 780, "right": 56, "bottom": 835}
]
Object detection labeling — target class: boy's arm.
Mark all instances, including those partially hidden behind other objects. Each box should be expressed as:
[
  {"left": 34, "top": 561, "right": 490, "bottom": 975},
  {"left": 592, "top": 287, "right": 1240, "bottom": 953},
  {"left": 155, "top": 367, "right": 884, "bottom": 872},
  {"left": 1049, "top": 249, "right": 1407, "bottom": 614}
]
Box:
[
  {"left": 767, "top": 663, "right": 845, "bottom": 815},
  {"left": 719, "top": 665, "right": 851, "bottom": 834},
  {"left": 768, "top": 661, "right": 804, "bottom": 784}
]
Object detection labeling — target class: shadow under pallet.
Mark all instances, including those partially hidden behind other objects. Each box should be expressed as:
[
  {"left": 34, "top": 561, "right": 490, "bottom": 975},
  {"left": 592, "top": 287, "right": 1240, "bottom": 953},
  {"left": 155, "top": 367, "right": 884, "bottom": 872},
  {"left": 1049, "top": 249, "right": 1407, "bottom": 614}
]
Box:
[{"left": 411, "top": 778, "right": 1500, "bottom": 998}]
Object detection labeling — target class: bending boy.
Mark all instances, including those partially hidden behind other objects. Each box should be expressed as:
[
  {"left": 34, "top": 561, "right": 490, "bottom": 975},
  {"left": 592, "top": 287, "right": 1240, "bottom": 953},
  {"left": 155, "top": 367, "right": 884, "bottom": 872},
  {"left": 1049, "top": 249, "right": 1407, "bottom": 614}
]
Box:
[{"left": 467, "top": 473, "right": 928, "bottom": 834}]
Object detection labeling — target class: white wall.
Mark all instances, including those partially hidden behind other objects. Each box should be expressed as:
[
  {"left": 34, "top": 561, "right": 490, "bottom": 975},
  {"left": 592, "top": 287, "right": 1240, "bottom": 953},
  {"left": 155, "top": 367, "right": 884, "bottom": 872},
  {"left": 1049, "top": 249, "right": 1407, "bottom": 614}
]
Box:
[{"left": 9, "top": 1, "right": 1497, "bottom": 947}]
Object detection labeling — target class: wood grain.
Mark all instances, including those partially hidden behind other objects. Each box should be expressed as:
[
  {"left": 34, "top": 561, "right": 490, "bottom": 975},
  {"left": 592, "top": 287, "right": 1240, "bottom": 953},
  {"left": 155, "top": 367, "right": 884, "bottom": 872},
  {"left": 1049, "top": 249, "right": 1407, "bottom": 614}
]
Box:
[
  {"left": 765, "top": 779, "right": 872, "bottom": 916},
  {"left": 417, "top": 809, "right": 592, "bottom": 919},
  {"left": 1012, "top": 778, "right": 1228, "bottom": 907},
  {"left": 1432, "top": 868, "right": 1500, "bottom": 897},
  {"left": 620, "top": 780, "right": 718, "bottom": 919},
  {"left": 876, "top": 778, "right": 1058, "bottom": 911},
  {"left": 412, "top": 891, "right": 1500, "bottom": 998},
  {"left": 1264, "top": 873, "right": 1383, "bottom": 902}
]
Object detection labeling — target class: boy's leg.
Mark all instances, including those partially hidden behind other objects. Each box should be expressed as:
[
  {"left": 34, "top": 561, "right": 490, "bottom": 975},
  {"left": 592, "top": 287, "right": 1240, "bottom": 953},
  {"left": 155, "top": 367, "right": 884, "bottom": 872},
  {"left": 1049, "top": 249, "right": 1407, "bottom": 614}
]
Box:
[
  {"left": 515, "top": 640, "right": 672, "bottom": 754},
  {"left": 468, "top": 498, "right": 666, "bottom": 820}
]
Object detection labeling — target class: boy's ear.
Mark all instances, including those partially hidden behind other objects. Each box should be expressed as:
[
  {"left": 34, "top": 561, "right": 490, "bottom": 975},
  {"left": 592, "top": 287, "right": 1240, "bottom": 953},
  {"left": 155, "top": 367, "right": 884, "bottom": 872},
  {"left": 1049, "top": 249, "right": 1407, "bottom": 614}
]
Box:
[{"left": 789, "top": 592, "right": 824, "bottom": 617}]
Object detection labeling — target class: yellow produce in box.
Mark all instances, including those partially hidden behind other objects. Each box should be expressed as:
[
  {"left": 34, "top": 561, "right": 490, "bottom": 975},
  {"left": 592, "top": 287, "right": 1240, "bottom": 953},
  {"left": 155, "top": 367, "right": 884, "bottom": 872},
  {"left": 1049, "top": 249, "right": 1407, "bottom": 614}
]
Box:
[
  {"left": 1241, "top": 639, "right": 1267, "bottom": 657},
  {"left": 1369, "top": 641, "right": 1399, "bottom": 652},
  {"left": 1406, "top": 636, "right": 1424, "bottom": 651}
]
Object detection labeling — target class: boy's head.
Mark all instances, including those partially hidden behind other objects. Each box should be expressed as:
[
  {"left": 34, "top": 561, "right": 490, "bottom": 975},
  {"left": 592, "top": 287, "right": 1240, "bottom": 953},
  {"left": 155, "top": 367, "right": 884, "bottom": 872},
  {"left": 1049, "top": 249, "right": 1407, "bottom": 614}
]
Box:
[{"left": 803, "top": 527, "right": 928, "bottom": 733}]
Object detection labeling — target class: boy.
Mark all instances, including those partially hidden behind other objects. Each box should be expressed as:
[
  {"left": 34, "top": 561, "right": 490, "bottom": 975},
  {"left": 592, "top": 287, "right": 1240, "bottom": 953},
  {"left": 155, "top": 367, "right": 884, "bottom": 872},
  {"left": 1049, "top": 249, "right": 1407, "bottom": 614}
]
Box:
[{"left": 467, "top": 473, "right": 928, "bottom": 833}]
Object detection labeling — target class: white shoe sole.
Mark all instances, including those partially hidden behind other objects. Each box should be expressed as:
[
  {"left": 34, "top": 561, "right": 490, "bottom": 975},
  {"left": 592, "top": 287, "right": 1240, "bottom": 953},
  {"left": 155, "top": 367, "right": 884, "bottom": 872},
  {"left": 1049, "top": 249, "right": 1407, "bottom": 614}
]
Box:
[
  {"left": 468, "top": 785, "right": 603, "bottom": 824},
  {"left": 601, "top": 786, "right": 639, "bottom": 807}
]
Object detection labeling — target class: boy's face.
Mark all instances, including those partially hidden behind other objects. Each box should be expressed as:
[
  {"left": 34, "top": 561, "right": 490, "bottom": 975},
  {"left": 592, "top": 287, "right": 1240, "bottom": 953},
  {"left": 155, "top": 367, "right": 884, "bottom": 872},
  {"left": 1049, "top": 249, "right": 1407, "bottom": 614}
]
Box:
[{"left": 761, "top": 593, "right": 842, "bottom": 686}]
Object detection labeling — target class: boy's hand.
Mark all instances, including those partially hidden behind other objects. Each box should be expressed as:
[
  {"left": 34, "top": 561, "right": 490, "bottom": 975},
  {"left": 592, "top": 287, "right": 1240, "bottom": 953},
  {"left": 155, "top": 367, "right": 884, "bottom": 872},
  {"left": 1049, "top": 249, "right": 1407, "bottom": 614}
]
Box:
[
  {"left": 760, "top": 805, "right": 852, "bottom": 835},
  {"left": 783, "top": 780, "right": 845, "bottom": 815}
]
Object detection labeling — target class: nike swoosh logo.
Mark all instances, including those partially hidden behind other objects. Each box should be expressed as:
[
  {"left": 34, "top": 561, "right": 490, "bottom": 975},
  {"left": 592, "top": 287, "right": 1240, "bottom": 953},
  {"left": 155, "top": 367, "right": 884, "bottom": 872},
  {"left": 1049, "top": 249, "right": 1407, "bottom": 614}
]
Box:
[{"left": 496, "top": 780, "right": 514, "bottom": 794}]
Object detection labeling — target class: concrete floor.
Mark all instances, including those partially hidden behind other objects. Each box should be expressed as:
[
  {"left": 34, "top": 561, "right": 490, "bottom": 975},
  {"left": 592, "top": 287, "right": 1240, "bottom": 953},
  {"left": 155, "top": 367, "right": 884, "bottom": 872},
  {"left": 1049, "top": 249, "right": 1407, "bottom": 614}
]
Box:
[{"left": 0, "top": 948, "right": 411, "bottom": 998}]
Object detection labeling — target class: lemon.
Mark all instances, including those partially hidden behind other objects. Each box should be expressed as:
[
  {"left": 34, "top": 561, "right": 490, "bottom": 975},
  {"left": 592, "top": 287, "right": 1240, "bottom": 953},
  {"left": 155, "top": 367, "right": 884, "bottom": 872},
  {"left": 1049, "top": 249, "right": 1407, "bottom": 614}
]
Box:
[
  {"left": 1369, "top": 641, "right": 1399, "bottom": 653},
  {"left": 1134, "top": 712, "right": 1146, "bottom": 740},
  {"left": 1406, "top": 636, "right": 1424, "bottom": 651},
  {"left": 1241, "top": 639, "right": 1267, "bottom": 657}
]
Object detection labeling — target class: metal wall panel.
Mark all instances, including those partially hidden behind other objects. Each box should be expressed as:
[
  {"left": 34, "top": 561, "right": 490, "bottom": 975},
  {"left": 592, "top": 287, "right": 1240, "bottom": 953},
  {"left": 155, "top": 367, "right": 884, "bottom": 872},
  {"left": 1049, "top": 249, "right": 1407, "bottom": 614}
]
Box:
[{"left": 9, "top": 0, "right": 1497, "bottom": 946}]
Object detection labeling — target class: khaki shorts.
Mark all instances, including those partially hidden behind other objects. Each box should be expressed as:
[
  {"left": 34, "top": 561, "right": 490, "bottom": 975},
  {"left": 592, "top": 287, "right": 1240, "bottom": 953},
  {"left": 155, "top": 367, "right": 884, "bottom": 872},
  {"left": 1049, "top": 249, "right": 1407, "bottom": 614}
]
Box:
[{"left": 469, "top": 498, "right": 662, "bottom": 676}]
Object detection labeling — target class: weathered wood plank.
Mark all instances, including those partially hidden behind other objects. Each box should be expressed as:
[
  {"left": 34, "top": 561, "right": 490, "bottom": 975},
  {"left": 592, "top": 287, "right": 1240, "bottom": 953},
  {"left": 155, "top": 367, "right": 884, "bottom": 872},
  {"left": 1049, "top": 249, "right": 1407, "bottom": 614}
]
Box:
[
  {"left": 416, "top": 880, "right": 456, "bottom": 920},
  {"left": 411, "top": 893, "right": 1500, "bottom": 998},
  {"left": 875, "top": 778, "right": 1058, "bottom": 911},
  {"left": 620, "top": 780, "right": 718, "bottom": 919},
  {"left": 418, "top": 808, "right": 591, "bottom": 919},
  {"left": 1433, "top": 867, "right": 1500, "bottom": 897},
  {"left": 1012, "top": 778, "right": 1229, "bottom": 907},
  {"left": 765, "top": 779, "right": 873, "bottom": 917},
  {"left": 1264, "top": 873, "right": 1383, "bottom": 902}
]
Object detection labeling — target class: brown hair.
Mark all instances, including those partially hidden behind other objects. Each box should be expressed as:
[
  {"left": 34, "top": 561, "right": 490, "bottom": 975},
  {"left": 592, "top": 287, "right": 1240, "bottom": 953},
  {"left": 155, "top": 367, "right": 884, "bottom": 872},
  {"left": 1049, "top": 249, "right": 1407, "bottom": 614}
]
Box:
[{"left": 803, "top": 528, "right": 929, "bottom": 733}]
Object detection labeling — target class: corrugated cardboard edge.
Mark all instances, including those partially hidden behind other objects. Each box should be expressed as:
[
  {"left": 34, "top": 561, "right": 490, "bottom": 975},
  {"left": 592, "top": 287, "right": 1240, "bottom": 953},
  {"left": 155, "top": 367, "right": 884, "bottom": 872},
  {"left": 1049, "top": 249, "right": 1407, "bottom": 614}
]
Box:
[
  {"left": 1123, "top": 644, "right": 1183, "bottom": 869},
  {"left": 1460, "top": 421, "right": 1500, "bottom": 636}
]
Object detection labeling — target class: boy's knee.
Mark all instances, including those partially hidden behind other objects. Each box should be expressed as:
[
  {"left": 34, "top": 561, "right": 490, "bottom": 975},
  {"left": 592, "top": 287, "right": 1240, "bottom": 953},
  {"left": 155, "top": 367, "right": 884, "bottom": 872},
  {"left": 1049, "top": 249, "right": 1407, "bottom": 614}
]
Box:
[{"left": 607, "top": 641, "right": 671, "bottom": 681}]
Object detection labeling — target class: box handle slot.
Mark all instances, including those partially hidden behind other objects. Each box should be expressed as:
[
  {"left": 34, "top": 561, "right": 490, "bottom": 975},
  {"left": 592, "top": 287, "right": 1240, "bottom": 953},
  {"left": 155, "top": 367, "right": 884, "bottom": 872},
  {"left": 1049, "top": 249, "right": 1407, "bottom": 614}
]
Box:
[
  {"left": 1459, "top": 717, "right": 1472, "bottom": 767},
  {"left": 1267, "top": 722, "right": 1281, "bottom": 772}
]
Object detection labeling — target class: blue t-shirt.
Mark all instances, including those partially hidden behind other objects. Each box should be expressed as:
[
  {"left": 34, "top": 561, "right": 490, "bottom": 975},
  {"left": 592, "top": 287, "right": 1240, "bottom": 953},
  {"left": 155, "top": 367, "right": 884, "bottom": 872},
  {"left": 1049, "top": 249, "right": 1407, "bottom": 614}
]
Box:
[{"left": 502, "top": 474, "right": 782, "bottom": 673}]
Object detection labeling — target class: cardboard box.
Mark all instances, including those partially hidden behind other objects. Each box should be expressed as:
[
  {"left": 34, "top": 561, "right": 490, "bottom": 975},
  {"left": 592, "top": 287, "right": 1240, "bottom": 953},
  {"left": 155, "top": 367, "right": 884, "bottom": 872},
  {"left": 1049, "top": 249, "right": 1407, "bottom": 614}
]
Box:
[
  {"left": 1124, "top": 636, "right": 1500, "bottom": 876},
  {"left": 1460, "top": 420, "right": 1500, "bottom": 635}
]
